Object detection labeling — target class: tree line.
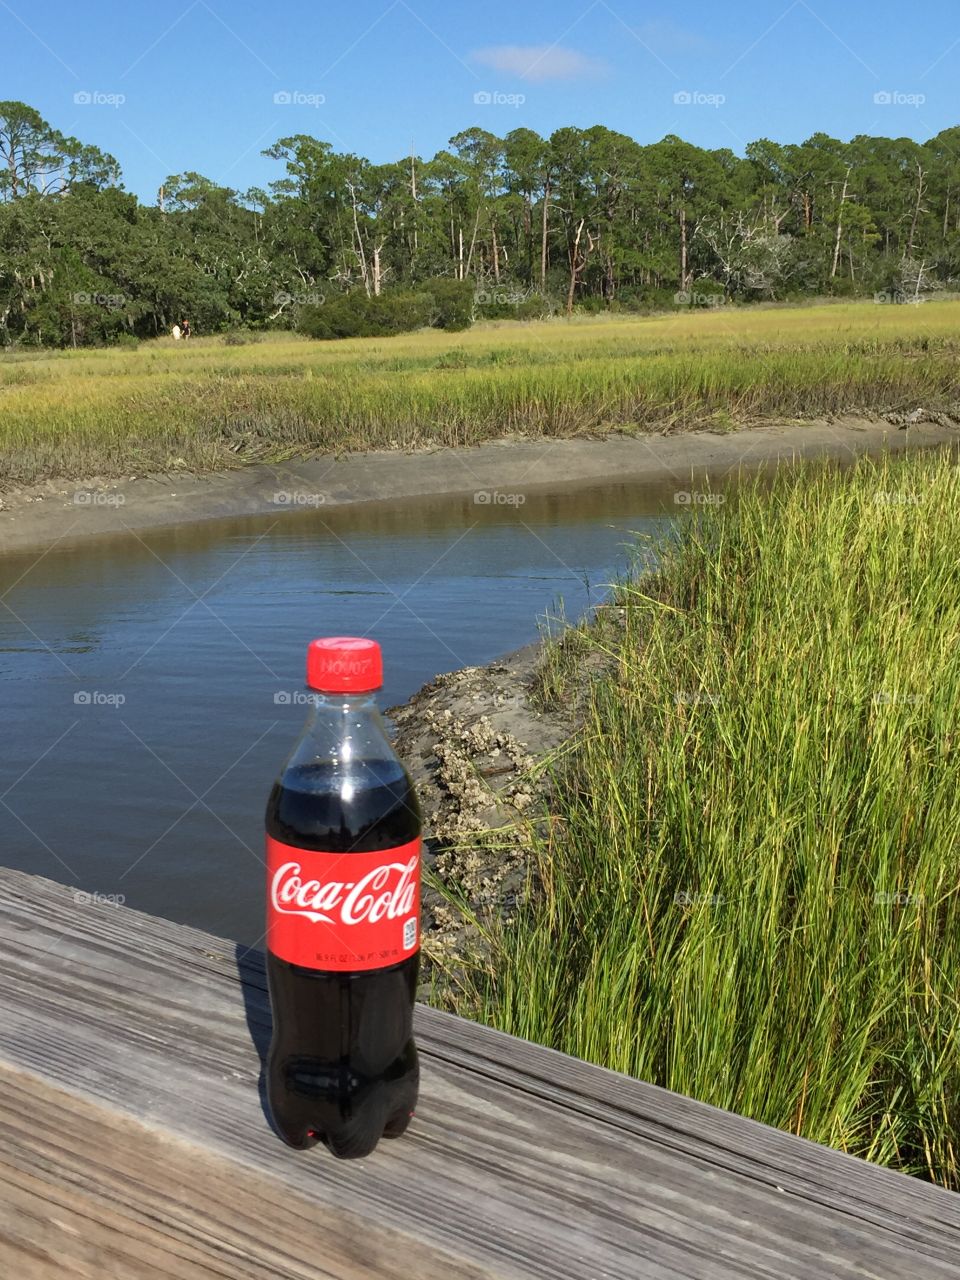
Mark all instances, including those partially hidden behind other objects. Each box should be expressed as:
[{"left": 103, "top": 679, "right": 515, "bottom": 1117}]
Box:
[{"left": 2, "top": 99, "right": 959, "bottom": 346}]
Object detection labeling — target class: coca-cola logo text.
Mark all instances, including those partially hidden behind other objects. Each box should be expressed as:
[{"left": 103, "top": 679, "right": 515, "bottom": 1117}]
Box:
[{"left": 271, "top": 857, "right": 418, "bottom": 927}]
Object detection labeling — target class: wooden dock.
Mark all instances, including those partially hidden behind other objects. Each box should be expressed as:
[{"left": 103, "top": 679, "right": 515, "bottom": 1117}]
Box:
[{"left": 0, "top": 867, "right": 957, "bottom": 1279}]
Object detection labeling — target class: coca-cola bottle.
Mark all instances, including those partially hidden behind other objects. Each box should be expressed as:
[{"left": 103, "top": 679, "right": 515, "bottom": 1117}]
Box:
[{"left": 265, "top": 637, "right": 421, "bottom": 1158}]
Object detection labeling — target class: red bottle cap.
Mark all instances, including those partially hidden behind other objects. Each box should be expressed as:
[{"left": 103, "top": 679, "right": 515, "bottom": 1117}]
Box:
[{"left": 306, "top": 637, "right": 383, "bottom": 693}]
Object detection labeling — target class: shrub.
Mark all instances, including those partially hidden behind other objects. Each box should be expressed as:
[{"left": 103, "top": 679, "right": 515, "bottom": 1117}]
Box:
[
  {"left": 474, "top": 289, "right": 553, "bottom": 321},
  {"left": 606, "top": 286, "right": 677, "bottom": 313},
  {"left": 685, "top": 278, "right": 727, "bottom": 307},
  {"left": 419, "top": 277, "right": 475, "bottom": 330},
  {"left": 515, "top": 295, "right": 553, "bottom": 320},
  {"left": 298, "top": 280, "right": 473, "bottom": 340},
  {"left": 298, "top": 293, "right": 372, "bottom": 340}
]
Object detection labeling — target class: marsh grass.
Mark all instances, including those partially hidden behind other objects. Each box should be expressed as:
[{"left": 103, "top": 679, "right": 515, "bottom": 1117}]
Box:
[
  {"left": 435, "top": 448, "right": 960, "bottom": 1187},
  {"left": 2, "top": 301, "right": 960, "bottom": 487}
]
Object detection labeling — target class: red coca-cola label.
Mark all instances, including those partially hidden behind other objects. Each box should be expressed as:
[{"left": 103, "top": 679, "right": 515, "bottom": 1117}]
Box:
[{"left": 266, "top": 834, "right": 421, "bottom": 971}]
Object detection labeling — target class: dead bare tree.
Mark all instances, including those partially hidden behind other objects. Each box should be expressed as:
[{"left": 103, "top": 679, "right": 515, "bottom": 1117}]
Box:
[
  {"left": 346, "top": 181, "right": 371, "bottom": 297},
  {"left": 464, "top": 206, "right": 482, "bottom": 278},
  {"left": 830, "top": 168, "right": 851, "bottom": 279},
  {"left": 697, "top": 212, "right": 794, "bottom": 297},
  {"left": 371, "top": 239, "right": 388, "bottom": 296},
  {"left": 566, "top": 219, "right": 597, "bottom": 316},
  {"left": 907, "top": 163, "right": 926, "bottom": 259},
  {"left": 540, "top": 172, "right": 552, "bottom": 290}
]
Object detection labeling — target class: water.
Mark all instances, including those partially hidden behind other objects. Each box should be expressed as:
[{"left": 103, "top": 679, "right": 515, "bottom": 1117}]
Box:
[{"left": 0, "top": 477, "right": 677, "bottom": 944}]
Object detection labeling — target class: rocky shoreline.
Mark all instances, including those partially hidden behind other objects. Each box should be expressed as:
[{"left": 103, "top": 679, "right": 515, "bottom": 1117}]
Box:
[
  {"left": 388, "top": 641, "right": 571, "bottom": 971},
  {"left": 388, "top": 601, "right": 629, "bottom": 976}
]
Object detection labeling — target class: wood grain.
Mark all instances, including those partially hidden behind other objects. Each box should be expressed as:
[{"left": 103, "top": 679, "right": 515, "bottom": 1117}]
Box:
[
  {"left": 0, "top": 1063, "right": 494, "bottom": 1280},
  {"left": 0, "top": 867, "right": 956, "bottom": 1279}
]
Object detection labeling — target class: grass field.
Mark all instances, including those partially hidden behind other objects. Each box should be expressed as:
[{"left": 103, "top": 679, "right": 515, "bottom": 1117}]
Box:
[
  {"left": 2, "top": 299, "right": 960, "bottom": 487},
  {"left": 435, "top": 448, "right": 960, "bottom": 1188}
]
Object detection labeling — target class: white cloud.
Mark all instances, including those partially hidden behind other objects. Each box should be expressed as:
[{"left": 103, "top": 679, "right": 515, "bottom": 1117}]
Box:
[
  {"left": 633, "top": 20, "right": 713, "bottom": 56},
  {"left": 471, "top": 44, "right": 606, "bottom": 83}
]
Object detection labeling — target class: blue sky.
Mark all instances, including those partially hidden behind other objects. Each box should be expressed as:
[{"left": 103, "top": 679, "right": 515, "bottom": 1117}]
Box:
[{"left": 6, "top": 0, "right": 960, "bottom": 200}]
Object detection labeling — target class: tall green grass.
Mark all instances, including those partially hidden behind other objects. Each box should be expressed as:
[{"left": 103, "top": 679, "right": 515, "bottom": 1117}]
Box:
[
  {"left": 2, "top": 301, "right": 960, "bottom": 486},
  {"left": 435, "top": 448, "right": 960, "bottom": 1187}
]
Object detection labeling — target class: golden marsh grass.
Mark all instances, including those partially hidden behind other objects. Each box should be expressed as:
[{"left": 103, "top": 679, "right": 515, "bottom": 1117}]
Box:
[{"left": 2, "top": 300, "right": 959, "bottom": 486}]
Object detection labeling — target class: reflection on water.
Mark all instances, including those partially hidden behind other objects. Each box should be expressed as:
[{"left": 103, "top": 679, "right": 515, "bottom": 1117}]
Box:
[{"left": 0, "top": 475, "right": 685, "bottom": 943}]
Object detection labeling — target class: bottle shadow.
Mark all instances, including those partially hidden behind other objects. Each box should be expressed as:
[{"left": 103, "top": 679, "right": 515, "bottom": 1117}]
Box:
[{"left": 234, "top": 941, "right": 282, "bottom": 1140}]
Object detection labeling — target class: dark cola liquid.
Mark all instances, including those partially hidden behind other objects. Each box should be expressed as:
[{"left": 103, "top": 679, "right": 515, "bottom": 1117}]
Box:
[{"left": 265, "top": 758, "right": 421, "bottom": 1158}]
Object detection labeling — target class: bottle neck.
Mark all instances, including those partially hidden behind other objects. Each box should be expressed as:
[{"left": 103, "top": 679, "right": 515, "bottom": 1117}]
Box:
[
  {"left": 294, "top": 689, "right": 392, "bottom": 766},
  {"left": 304, "top": 690, "right": 380, "bottom": 715}
]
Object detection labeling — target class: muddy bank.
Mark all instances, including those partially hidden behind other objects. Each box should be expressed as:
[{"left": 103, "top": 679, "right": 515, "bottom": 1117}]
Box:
[
  {"left": 388, "top": 635, "right": 590, "bottom": 968},
  {"left": 2, "top": 415, "right": 957, "bottom": 553},
  {"left": 389, "top": 644, "right": 554, "bottom": 966}
]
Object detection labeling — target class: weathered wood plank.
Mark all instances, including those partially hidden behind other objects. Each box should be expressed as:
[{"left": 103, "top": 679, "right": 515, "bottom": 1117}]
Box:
[
  {"left": 0, "top": 867, "right": 957, "bottom": 1279},
  {"left": 0, "top": 1062, "right": 494, "bottom": 1280}
]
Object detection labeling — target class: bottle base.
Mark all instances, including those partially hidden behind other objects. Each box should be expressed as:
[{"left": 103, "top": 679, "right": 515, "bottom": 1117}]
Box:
[
  {"left": 383, "top": 1108, "right": 415, "bottom": 1139},
  {"left": 273, "top": 1104, "right": 415, "bottom": 1158},
  {"left": 277, "top": 1127, "right": 321, "bottom": 1151}
]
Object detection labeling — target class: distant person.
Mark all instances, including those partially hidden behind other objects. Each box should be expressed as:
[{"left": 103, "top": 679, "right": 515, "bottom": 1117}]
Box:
[
  {"left": 171, "top": 322, "right": 182, "bottom": 341},
  {"left": 181, "top": 318, "right": 191, "bottom": 340}
]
